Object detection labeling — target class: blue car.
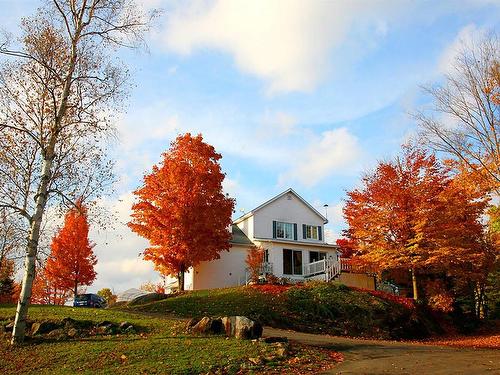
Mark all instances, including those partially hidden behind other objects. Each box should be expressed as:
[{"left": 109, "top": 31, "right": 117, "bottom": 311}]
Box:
[{"left": 73, "top": 293, "right": 107, "bottom": 308}]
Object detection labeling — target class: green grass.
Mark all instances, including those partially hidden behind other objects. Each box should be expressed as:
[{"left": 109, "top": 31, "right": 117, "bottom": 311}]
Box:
[
  {"left": 125, "top": 283, "right": 438, "bottom": 339},
  {"left": 0, "top": 305, "right": 278, "bottom": 375}
]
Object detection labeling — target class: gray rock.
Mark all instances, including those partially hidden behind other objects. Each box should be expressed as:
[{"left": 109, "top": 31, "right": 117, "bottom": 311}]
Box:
[
  {"left": 46, "top": 328, "right": 66, "bottom": 340},
  {"left": 61, "top": 317, "right": 76, "bottom": 328},
  {"left": 234, "top": 316, "right": 262, "bottom": 340},
  {"left": 119, "top": 321, "right": 132, "bottom": 330},
  {"left": 5, "top": 321, "right": 14, "bottom": 332},
  {"left": 67, "top": 328, "right": 78, "bottom": 338},
  {"left": 31, "top": 321, "right": 60, "bottom": 335},
  {"left": 185, "top": 318, "right": 200, "bottom": 331},
  {"left": 191, "top": 317, "right": 223, "bottom": 335},
  {"left": 96, "top": 320, "right": 113, "bottom": 327},
  {"left": 124, "top": 325, "right": 136, "bottom": 334},
  {"left": 222, "top": 316, "right": 236, "bottom": 337}
]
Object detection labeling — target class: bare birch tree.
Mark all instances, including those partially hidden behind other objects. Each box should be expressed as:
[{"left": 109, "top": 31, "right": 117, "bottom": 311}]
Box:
[
  {"left": 0, "top": 0, "right": 154, "bottom": 345},
  {"left": 416, "top": 33, "right": 500, "bottom": 192}
]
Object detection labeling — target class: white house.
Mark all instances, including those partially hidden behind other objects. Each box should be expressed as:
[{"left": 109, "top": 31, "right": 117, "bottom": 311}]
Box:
[{"left": 184, "top": 188, "right": 353, "bottom": 290}]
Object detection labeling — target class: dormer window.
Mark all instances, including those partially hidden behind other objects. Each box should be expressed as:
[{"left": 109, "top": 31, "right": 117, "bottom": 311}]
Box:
[{"left": 273, "top": 221, "right": 297, "bottom": 240}]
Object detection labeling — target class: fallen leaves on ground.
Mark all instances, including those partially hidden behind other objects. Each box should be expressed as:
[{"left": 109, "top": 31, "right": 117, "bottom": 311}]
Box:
[{"left": 423, "top": 333, "right": 500, "bottom": 349}]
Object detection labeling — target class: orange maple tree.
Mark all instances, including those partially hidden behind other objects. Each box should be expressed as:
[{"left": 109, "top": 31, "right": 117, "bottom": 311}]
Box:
[
  {"left": 245, "top": 245, "right": 265, "bottom": 282},
  {"left": 344, "top": 146, "right": 489, "bottom": 300},
  {"left": 128, "top": 133, "right": 235, "bottom": 290},
  {"left": 45, "top": 202, "right": 97, "bottom": 297},
  {"left": 30, "top": 266, "right": 69, "bottom": 305}
]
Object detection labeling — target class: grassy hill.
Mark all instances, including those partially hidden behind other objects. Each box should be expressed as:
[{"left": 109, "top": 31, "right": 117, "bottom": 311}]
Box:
[
  {"left": 124, "top": 282, "right": 439, "bottom": 340},
  {"left": 0, "top": 304, "right": 319, "bottom": 375}
]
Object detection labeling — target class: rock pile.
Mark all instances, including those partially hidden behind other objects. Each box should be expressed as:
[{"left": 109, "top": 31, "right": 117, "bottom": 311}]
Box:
[
  {"left": 2, "top": 318, "right": 137, "bottom": 340},
  {"left": 187, "top": 315, "right": 263, "bottom": 339}
]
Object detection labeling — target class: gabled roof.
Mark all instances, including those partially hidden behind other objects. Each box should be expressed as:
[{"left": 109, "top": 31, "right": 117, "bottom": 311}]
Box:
[
  {"left": 234, "top": 188, "right": 328, "bottom": 224},
  {"left": 230, "top": 224, "right": 253, "bottom": 246}
]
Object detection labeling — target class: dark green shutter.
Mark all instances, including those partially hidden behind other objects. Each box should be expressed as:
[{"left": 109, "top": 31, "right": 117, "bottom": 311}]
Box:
[
  {"left": 302, "top": 224, "right": 306, "bottom": 239},
  {"left": 293, "top": 223, "right": 298, "bottom": 240},
  {"left": 272, "top": 221, "right": 277, "bottom": 239},
  {"left": 318, "top": 226, "right": 323, "bottom": 241}
]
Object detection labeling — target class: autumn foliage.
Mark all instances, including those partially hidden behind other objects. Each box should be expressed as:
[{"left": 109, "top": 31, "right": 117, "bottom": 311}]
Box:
[
  {"left": 30, "top": 266, "right": 69, "bottom": 305},
  {"left": 129, "top": 133, "right": 235, "bottom": 290},
  {"left": 343, "top": 146, "right": 490, "bottom": 301},
  {"left": 245, "top": 245, "right": 265, "bottom": 282},
  {"left": 45, "top": 202, "right": 97, "bottom": 297}
]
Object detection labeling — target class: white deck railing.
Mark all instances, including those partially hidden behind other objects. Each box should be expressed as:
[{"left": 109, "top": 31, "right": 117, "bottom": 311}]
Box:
[
  {"left": 303, "top": 259, "right": 327, "bottom": 276},
  {"left": 303, "top": 258, "right": 341, "bottom": 281}
]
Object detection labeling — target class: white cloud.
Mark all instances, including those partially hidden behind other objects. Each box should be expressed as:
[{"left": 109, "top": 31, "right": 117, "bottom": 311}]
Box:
[
  {"left": 260, "top": 111, "right": 298, "bottom": 136},
  {"left": 162, "top": 0, "right": 404, "bottom": 94},
  {"left": 89, "top": 193, "right": 158, "bottom": 293},
  {"left": 279, "top": 127, "right": 362, "bottom": 187},
  {"left": 438, "top": 24, "right": 487, "bottom": 75}
]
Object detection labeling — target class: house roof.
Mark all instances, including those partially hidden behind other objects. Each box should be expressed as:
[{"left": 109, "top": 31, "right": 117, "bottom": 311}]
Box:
[
  {"left": 230, "top": 224, "right": 253, "bottom": 246},
  {"left": 253, "top": 237, "right": 339, "bottom": 249},
  {"left": 234, "top": 188, "right": 328, "bottom": 224}
]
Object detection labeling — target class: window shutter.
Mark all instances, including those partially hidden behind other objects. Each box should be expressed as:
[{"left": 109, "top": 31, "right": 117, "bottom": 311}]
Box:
[
  {"left": 318, "top": 226, "right": 323, "bottom": 241},
  {"left": 272, "top": 221, "right": 277, "bottom": 239},
  {"left": 293, "top": 223, "right": 298, "bottom": 240},
  {"left": 302, "top": 224, "right": 306, "bottom": 239}
]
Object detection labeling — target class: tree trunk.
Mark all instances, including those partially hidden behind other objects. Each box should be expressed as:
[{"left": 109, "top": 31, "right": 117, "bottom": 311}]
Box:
[
  {"left": 74, "top": 280, "right": 78, "bottom": 299},
  {"left": 10, "top": 18, "right": 80, "bottom": 344},
  {"left": 11, "top": 156, "right": 54, "bottom": 345},
  {"left": 474, "top": 282, "right": 485, "bottom": 319},
  {"left": 178, "top": 267, "right": 185, "bottom": 291},
  {"left": 411, "top": 268, "right": 418, "bottom": 301}
]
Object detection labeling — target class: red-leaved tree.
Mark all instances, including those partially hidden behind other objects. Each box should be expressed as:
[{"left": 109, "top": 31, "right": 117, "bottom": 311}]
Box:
[
  {"left": 344, "top": 146, "right": 489, "bottom": 300},
  {"left": 128, "top": 133, "right": 235, "bottom": 290},
  {"left": 31, "top": 266, "right": 69, "bottom": 305},
  {"left": 245, "top": 245, "right": 265, "bottom": 282},
  {"left": 45, "top": 202, "right": 97, "bottom": 297}
]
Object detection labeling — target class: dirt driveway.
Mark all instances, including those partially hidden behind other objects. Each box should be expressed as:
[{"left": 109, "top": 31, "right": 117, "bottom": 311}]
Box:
[{"left": 263, "top": 327, "right": 499, "bottom": 375}]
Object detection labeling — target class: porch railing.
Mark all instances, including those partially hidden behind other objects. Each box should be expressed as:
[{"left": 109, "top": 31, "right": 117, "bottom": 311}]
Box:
[
  {"left": 303, "top": 258, "right": 341, "bottom": 281},
  {"left": 303, "top": 259, "right": 327, "bottom": 276}
]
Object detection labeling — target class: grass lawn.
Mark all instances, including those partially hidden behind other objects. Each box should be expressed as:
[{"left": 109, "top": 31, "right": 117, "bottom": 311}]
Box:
[
  {"left": 126, "top": 283, "right": 435, "bottom": 339},
  {"left": 0, "top": 304, "right": 300, "bottom": 375}
]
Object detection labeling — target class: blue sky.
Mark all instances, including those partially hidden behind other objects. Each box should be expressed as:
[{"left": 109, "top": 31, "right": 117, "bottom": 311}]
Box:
[{"left": 2, "top": 0, "right": 500, "bottom": 291}]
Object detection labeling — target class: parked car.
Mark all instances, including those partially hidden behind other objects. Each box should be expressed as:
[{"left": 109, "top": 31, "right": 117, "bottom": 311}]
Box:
[{"left": 73, "top": 293, "right": 107, "bottom": 308}]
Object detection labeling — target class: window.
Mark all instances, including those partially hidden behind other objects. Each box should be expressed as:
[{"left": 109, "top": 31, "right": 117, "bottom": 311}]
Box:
[
  {"left": 303, "top": 224, "right": 322, "bottom": 240},
  {"left": 276, "top": 221, "right": 294, "bottom": 239},
  {"left": 283, "top": 249, "right": 302, "bottom": 275},
  {"left": 309, "top": 251, "right": 326, "bottom": 263}
]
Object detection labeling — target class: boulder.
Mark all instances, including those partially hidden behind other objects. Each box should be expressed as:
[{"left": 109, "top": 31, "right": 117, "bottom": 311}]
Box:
[
  {"left": 96, "top": 324, "right": 114, "bottom": 335},
  {"left": 119, "top": 321, "right": 133, "bottom": 330},
  {"left": 234, "top": 316, "right": 262, "bottom": 340},
  {"left": 67, "top": 328, "right": 78, "bottom": 338},
  {"left": 97, "top": 320, "right": 113, "bottom": 327},
  {"left": 46, "top": 328, "right": 66, "bottom": 340},
  {"left": 31, "top": 321, "right": 60, "bottom": 336},
  {"left": 124, "top": 325, "right": 136, "bottom": 334},
  {"left": 5, "top": 321, "right": 14, "bottom": 332},
  {"left": 185, "top": 318, "right": 200, "bottom": 331},
  {"left": 222, "top": 316, "right": 236, "bottom": 337},
  {"left": 61, "top": 317, "right": 76, "bottom": 328},
  {"left": 191, "top": 317, "right": 223, "bottom": 335}
]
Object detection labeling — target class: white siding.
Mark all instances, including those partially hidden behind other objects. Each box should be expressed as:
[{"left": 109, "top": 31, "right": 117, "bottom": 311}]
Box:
[
  {"left": 253, "top": 193, "right": 325, "bottom": 242},
  {"left": 254, "top": 240, "right": 338, "bottom": 279},
  {"left": 236, "top": 216, "right": 254, "bottom": 239},
  {"left": 192, "top": 245, "right": 249, "bottom": 290}
]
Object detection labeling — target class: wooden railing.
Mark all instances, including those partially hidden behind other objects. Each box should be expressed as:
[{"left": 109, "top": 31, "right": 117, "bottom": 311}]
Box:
[
  {"left": 303, "top": 258, "right": 341, "bottom": 281},
  {"left": 303, "top": 259, "right": 326, "bottom": 276}
]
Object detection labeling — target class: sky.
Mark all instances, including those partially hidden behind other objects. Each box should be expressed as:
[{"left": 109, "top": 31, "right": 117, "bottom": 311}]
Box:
[{"left": 2, "top": 0, "right": 500, "bottom": 293}]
